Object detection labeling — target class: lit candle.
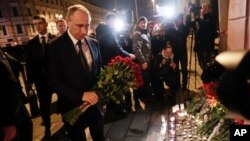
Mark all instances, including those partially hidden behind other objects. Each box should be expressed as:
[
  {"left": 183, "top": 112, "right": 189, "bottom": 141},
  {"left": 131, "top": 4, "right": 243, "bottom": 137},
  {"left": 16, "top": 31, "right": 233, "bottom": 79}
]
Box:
[
  {"left": 169, "top": 129, "right": 175, "bottom": 136},
  {"left": 170, "top": 123, "right": 175, "bottom": 128},
  {"left": 180, "top": 103, "right": 185, "bottom": 110},
  {"left": 162, "top": 122, "right": 167, "bottom": 128},
  {"left": 161, "top": 115, "right": 166, "bottom": 122},
  {"left": 170, "top": 138, "right": 175, "bottom": 141},
  {"left": 170, "top": 116, "right": 175, "bottom": 122}
]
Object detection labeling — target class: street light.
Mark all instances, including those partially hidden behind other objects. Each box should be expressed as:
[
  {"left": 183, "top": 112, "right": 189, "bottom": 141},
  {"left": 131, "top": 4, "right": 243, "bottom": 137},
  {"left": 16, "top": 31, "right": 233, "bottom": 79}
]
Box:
[
  {"left": 156, "top": 5, "right": 176, "bottom": 19},
  {"left": 55, "top": 14, "right": 62, "bottom": 19},
  {"left": 114, "top": 18, "right": 124, "bottom": 32},
  {"left": 152, "top": 0, "right": 156, "bottom": 15}
]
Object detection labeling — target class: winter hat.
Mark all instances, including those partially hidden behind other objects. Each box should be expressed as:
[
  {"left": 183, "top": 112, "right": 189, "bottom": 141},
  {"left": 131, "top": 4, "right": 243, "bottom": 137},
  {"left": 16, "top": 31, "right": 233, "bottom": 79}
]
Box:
[{"left": 137, "top": 16, "right": 148, "bottom": 24}]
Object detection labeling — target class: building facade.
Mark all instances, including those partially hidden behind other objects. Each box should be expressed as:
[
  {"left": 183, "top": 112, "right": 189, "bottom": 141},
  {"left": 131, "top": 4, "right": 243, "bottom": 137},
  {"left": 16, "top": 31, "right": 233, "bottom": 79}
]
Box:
[{"left": 0, "top": 0, "right": 109, "bottom": 47}]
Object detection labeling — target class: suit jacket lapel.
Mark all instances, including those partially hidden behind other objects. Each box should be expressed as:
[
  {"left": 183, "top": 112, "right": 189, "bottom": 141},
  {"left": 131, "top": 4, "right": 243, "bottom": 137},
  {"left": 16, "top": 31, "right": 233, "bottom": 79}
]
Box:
[
  {"left": 64, "top": 33, "right": 91, "bottom": 78},
  {"left": 84, "top": 37, "right": 94, "bottom": 71}
]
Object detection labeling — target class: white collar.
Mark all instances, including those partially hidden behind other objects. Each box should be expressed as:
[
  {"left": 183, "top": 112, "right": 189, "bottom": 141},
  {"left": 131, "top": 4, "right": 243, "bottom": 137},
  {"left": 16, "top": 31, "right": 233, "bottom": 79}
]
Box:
[
  {"left": 39, "top": 33, "right": 49, "bottom": 39},
  {"left": 67, "top": 30, "right": 85, "bottom": 45}
]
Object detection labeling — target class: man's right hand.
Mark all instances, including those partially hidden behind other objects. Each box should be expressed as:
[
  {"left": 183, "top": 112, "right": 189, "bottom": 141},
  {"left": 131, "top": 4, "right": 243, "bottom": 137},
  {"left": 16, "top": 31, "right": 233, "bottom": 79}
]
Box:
[{"left": 82, "top": 91, "right": 99, "bottom": 105}]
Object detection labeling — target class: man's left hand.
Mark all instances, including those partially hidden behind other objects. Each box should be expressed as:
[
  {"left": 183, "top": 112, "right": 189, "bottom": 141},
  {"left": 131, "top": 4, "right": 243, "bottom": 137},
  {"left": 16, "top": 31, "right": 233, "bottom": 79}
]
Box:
[{"left": 82, "top": 91, "right": 99, "bottom": 105}]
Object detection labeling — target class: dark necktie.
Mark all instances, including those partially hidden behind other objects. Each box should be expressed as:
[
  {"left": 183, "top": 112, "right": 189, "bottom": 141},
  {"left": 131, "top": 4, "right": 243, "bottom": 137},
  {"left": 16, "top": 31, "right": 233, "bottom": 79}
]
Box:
[
  {"left": 41, "top": 36, "right": 46, "bottom": 47},
  {"left": 41, "top": 36, "right": 46, "bottom": 54},
  {"left": 77, "top": 40, "right": 88, "bottom": 70}
]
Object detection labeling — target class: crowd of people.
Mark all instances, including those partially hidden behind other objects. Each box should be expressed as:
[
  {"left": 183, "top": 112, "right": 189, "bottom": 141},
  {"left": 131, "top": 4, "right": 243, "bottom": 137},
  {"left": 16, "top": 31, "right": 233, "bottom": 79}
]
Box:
[{"left": 0, "top": 3, "right": 221, "bottom": 141}]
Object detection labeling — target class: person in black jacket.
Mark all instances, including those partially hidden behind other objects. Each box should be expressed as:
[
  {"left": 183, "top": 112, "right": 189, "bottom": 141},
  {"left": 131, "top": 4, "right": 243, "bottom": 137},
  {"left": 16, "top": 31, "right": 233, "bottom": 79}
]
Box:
[
  {"left": 0, "top": 49, "right": 32, "bottom": 141},
  {"left": 151, "top": 43, "right": 180, "bottom": 99},
  {"left": 26, "top": 14, "right": 56, "bottom": 138},
  {"left": 96, "top": 13, "right": 135, "bottom": 66},
  {"left": 194, "top": 3, "right": 217, "bottom": 71},
  {"left": 174, "top": 14, "right": 190, "bottom": 90}
]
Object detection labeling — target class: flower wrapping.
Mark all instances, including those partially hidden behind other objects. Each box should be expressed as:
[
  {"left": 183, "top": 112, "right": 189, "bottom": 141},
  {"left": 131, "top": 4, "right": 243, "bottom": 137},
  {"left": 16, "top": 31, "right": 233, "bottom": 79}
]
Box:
[{"left": 63, "top": 56, "right": 143, "bottom": 125}]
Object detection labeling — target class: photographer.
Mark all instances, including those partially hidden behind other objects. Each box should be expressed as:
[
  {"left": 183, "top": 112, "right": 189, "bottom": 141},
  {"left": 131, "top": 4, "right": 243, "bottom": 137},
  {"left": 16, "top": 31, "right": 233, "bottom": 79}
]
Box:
[{"left": 151, "top": 43, "right": 180, "bottom": 99}]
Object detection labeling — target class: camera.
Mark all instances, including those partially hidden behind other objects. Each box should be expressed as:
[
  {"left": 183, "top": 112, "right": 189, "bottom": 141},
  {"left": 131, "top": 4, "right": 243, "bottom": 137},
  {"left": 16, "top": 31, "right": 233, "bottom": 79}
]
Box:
[
  {"left": 161, "top": 58, "right": 172, "bottom": 66},
  {"left": 166, "top": 58, "right": 172, "bottom": 65}
]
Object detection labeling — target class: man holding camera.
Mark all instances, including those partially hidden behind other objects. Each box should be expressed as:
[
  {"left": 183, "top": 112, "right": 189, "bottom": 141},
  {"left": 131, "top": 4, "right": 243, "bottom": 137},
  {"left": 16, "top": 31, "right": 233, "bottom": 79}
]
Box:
[{"left": 151, "top": 43, "right": 180, "bottom": 99}]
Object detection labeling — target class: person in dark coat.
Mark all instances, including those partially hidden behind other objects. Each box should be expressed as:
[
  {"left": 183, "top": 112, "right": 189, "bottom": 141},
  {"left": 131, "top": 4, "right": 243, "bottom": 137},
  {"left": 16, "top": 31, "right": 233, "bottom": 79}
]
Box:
[
  {"left": 47, "top": 5, "right": 104, "bottom": 141},
  {"left": 174, "top": 14, "right": 190, "bottom": 90},
  {"left": 26, "top": 14, "right": 56, "bottom": 138},
  {"left": 132, "top": 16, "right": 152, "bottom": 106},
  {"left": 96, "top": 13, "right": 135, "bottom": 66},
  {"left": 0, "top": 49, "right": 32, "bottom": 141},
  {"left": 194, "top": 3, "right": 218, "bottom": 71},
  {"left": 151, "top": 43, "right": 180, "bottom": 99}
]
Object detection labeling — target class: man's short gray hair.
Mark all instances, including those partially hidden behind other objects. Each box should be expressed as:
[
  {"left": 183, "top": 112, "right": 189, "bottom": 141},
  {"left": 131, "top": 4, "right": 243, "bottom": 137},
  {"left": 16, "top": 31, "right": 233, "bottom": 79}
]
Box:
[{"left": 66, "top": 4, "right": 91, "bottom": 20}]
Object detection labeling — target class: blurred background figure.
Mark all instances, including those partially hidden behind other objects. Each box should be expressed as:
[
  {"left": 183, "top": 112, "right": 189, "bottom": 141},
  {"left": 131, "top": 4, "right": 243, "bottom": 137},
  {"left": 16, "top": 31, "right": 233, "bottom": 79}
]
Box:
[
  {"left": 56, "top": 19, "right": 67, "bottom": 36},
  {"left": 174, "top": 14, "right": 189, "bottom": 90},
  {"left": 89, "top": 32, "right": 96, "bottom": 39},
  {"left": 96, "top": 12, "right": 135, "bottom": 66},
  {"left": 132, "top": 16, "right": 152, "bottom": 107},
  {"left": 194, "top": 3, "right": 218, "bottom": 75}
]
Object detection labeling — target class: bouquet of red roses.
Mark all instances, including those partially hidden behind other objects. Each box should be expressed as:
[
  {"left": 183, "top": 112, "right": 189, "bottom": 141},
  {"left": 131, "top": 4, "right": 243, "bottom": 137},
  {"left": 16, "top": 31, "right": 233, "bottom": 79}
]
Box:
[{"left": 63, "top": 56, "right": 143, "bottom": 125}]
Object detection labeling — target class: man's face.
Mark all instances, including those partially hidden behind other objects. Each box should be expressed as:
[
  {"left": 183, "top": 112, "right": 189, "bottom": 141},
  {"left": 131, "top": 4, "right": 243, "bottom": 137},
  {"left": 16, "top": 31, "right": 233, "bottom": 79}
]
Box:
[
  {"left": 138, "top": 20, "right": 147, "bottom": 30},
  {"left": 67, "top": 10, "right": 90, "bottom": 40},
  {"left": 56, "top": 21, "right": 67, "bottom": 35},
  {"left": 33, "top": 19, "right": 48, "bottom": 35},
  {"left": 163, "top": 47, "right": 173, "bottom": 58}
]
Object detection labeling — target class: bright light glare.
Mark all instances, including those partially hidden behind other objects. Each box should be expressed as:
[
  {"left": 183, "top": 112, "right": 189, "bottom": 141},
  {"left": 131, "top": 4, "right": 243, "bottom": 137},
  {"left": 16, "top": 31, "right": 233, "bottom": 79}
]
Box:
[
  {"left": 114, "top": 19, "right": 124, "bottom": 32},
  {"left": 216, "top": 51, "right": 248, "bottom": 70},
  {"left": 157, "top": 5, "right": 175, "bottom": 19}
]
